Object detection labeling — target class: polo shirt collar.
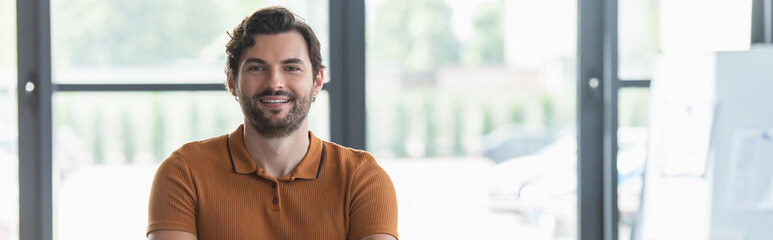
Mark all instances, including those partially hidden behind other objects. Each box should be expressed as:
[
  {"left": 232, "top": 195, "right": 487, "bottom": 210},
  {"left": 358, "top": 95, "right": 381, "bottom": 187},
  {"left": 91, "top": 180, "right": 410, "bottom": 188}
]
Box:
[{"left": 227, "top": 124, "right": 324, "bottom": 180}]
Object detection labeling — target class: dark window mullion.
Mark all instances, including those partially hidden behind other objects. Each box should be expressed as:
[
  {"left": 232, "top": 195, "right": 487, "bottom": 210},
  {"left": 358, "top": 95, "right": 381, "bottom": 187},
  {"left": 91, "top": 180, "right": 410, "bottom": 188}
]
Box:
[
  {"left": 578, "top": 0, "right": 606, "bottom": 239},
  {"left": 17, "top": 0, "right": 53, "bottom": 239},
  {"left": 55, "top": 83, "right": 226, "bottom": 92},
  {"left": 603, "top": 0, "right": 620, "bottom": 239},
  {"left": 328, "top": 0, "right": 365, "bottom": 150},
  {"left": 618, "top": 79, "right": 651, "bottom": 88}
]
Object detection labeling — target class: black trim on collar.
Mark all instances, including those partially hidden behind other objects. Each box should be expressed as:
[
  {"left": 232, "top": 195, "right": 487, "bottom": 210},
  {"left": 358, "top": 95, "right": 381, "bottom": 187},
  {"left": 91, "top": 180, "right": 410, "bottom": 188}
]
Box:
[
  {"left": 316, "top": 144, "right": 325, "bottom": 179},
  {"left": 227, "top": 134, "right": 325, "bottom": 177},
  {"left": 227, "top": 135, "right": 237, "bottom": 173}
]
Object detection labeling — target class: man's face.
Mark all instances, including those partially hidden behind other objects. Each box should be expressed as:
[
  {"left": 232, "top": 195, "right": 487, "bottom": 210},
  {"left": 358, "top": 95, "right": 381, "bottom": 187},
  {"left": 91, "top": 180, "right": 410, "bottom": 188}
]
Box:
[{"left": 230, "top": 31, "right": 323, "bottom": 138}]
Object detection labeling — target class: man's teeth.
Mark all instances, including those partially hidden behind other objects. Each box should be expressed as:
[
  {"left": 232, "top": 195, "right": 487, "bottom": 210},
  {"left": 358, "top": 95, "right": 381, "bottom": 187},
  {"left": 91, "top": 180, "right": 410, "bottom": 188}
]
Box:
[{"left": 261, "top": 100, "right": 289, "bottom": 104}]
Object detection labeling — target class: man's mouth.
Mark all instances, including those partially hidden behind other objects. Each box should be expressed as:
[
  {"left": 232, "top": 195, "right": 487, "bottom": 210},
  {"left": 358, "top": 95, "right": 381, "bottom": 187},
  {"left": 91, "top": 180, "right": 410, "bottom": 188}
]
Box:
[{"left": 260, "top": 99, "right": 290, "bottom": 104}]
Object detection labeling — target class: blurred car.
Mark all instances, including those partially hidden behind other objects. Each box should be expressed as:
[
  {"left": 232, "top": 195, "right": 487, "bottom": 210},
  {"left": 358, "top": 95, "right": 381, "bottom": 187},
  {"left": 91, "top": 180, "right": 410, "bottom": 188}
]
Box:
[
  {"left": 482, "top": 124, "right": 552, "bottom": 163},
  {"left": 488, "top": 127, "right": 647, "bottom": 237}
]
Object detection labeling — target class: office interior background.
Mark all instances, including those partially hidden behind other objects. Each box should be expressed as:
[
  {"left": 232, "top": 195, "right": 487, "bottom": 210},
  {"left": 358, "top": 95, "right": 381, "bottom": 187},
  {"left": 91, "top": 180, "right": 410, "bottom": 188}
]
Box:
[{"left": 2, "top": 0, "right": 773, "bottom": 239}]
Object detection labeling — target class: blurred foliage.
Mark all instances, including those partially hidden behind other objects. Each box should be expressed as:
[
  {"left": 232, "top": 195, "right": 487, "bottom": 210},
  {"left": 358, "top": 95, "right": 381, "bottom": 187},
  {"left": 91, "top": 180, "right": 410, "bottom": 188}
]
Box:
[
  {"left": 190, "top": 101, "right": 202, "bottom": 141},
  {"left": 464, "top": 0, "right": 505, "bottom": 66},
  {"left": 423, "top": 95, "right": 436, "bottom": 157},
  {"left": 214, "top": 102, "right": 231, "bottom": 136},
  {"left": 509, "top": 103, "right": 525, "bottom": 124},
  {"left": 369, "top": 0, "right": 459, "bottom": 72},
  {"left": 152, "top": 94, "right": 165, "bottom": 162},
  {"left": 0, "top": 0, "right": 15, "bottom": 64},
  {"left": 53, "top": 0, "right": 227, "bottom": 67},
  {"left": 121, "top": 107, "right": 135, "bottom": 163},
  {"left": 393, "top": 99, "right": 410, "bottom": 158},
  {"left": 92, "top": 109, "right": 104, "bottom": 164},
  {"left": 481, "top": 104, "right": 494, "bottom": 135},
  {"left": 541, "top": 94, "right": 555, "bottom": 129},
  {"left": 452, "top": 99, "right": 465, "bottom": 156},
  {"left": 53, "top": 92, "right": 247, "bottom": 165}
]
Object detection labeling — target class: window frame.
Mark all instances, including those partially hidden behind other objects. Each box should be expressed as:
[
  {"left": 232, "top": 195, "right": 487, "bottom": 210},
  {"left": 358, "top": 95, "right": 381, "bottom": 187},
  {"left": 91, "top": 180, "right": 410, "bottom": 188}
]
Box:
[
  {"left": 17, "top": 0, "right": 53, "bottom": 239},
  {"left": 14, "top": 0, "right": 703, "bottom": 239}
]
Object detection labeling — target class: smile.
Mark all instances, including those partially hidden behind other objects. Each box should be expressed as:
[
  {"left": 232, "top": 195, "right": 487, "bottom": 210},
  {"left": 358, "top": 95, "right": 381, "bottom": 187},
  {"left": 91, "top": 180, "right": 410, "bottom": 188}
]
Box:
[{"left": 260, "top": 99, "right": 290, "bottom": 104}]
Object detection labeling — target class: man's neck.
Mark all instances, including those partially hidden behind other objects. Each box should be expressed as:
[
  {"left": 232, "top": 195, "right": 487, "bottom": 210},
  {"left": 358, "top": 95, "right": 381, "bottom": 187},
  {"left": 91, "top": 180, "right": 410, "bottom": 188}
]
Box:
[{"left": 241, "top": 121, "right": 310, "bottom": 179}]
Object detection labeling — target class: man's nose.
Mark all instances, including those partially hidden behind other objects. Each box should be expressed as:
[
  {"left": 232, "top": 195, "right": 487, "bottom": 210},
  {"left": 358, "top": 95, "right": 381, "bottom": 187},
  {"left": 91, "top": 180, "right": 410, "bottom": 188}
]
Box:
[{"left": 266, "top": 68, "right": 285, "bottom": 90}]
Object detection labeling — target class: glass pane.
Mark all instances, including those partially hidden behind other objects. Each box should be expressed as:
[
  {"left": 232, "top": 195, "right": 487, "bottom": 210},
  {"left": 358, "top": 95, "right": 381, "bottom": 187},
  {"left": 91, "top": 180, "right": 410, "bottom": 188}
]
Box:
[
  {"left": 617, "top": 88, "right": 649, "bottom": 240},
  {"left": 0, "top": 0, "right": 19, "bottom": 239},
  {"left": 660, "top": 0, "right": 752, "bottom": 53},
  {"left": 619, "top": 0, "right": 754, "bottom": 80},
  {"left": 51, "top": 0, "right": 329, "bottom": 84},
  {"left": 621, "top": 0, "right": 754, "bottom": 80},
  {"left": 366, "top": 0, "right": 577, "bottom": 239},
  {"left": 618, "top": 0, "right": 659, "bottom": 80},
  {"left": 52, "top": 91, "right": 330, "bottom": 239}
]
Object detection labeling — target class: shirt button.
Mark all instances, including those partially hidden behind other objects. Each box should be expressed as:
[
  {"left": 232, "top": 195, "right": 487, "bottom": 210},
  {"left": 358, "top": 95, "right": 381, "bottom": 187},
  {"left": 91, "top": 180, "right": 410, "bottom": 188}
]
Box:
[
  {"left": 272, "top": 197, "right": 278, "bottom": 204},
  {"left": 271, "top": 182, "right": 277, "bottom": 188}
]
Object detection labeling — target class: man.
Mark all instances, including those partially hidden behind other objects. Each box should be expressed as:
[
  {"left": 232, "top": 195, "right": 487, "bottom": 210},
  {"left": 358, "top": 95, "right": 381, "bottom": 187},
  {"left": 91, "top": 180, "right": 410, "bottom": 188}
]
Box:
[{"left": 147, "top": 6, "right": 398, "bottom": 240}]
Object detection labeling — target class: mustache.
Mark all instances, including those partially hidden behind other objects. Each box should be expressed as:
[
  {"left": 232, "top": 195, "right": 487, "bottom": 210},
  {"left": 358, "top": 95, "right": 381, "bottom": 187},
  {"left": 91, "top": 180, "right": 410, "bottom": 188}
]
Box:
[{"left": 251, "top": 89, "right": 298, "bottom": 100}]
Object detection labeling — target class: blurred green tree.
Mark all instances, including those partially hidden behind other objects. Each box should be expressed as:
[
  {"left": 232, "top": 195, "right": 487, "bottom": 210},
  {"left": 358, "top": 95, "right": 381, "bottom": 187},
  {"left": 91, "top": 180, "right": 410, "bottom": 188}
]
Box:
[
  {"left": 464, "top": 0, "right": 505, "bottom": 66},
  {"left": 481, "top": 104, "right": 495, "bottom": 135},
  {"left": 190, "top": 98, "right": 202, "bottom": 140},
  {"left": 92, "top": 108, "right": 104, "bottom": 164},
  {"left": 368, "top": 0, "right": 460, "bottom": 72},
  {"left": 423, "top": 95, "right": 436, "bottom": 157},
  {"left": 393, "top": 99, "right": 410, "bottom": 158},
  {"left": 152, "top": 94, "right": 166, "bottom": 162},
  {"left": 452, "top": 99, "right": 465, "bottom": 156},
  {"left": 542, "top": 94, "right": 555, "bottom": 130},
  {"left": 509, "top": 103, "right": 525, "bottom": 124},
  {"left": 54, "top": 0, "right": 225, "bottom": 67},
  {"left": 214, "top": 102, "right": 230, "bottom": 134},
  {"left": 121, "top": 106, "right": 135, "bottom": 163}
]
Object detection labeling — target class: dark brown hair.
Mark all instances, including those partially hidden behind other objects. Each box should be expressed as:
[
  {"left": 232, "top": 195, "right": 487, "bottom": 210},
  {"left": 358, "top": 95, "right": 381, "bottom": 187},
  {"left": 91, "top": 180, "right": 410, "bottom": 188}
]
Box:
[{"left": 226, "top": 6, "right": 325, "bottom": 81}]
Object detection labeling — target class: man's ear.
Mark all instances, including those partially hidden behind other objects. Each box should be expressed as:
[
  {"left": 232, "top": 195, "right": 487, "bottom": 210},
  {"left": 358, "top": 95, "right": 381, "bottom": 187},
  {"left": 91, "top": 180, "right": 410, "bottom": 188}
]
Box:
[
  {"left": 226, "top": 70, "right": 238, "bottom": 96},
  {"left": 312, "top": 69, "right": 324, "bottom": 96}
]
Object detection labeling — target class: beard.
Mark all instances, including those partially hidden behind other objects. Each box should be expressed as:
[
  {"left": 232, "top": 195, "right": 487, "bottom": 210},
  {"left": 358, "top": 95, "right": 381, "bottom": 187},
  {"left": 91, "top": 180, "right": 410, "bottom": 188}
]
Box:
[{"left": 239, "top": 87, "right": 313, "bottom": 139}]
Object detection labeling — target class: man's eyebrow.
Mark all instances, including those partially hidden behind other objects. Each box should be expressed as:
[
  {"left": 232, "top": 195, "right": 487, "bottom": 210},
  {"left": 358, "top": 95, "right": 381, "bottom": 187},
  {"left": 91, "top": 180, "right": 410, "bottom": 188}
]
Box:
[
  {"left": 243, "top": 58, "right": 266, "bottom": 64},
  {"left": 281, "top": 58, "right": 304, "bottom": 64},
  {"left": 243, "top": 58, "right": 304, "bottom": 65}
]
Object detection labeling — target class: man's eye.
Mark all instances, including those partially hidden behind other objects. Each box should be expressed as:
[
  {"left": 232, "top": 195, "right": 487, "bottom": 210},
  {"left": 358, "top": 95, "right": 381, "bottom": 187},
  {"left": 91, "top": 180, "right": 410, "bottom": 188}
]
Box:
[
  {"left": 248, "top": 66, "right": 263, "bottom": 71},
  {"left": 286, "top": 66, "right": 300, "bottom": 71}
]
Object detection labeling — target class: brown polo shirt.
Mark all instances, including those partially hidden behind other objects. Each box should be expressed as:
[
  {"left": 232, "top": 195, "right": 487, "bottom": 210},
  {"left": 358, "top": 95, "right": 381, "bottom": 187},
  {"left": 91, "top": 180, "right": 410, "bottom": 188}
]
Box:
[{"left": 147, "top": 125, "right": 398, "bottom": 239}]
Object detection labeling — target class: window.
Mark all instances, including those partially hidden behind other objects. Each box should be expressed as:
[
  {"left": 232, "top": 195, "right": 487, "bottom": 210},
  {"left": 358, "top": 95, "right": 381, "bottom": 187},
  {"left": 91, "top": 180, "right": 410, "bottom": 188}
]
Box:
[
  {"left": 51, "top": 0, "right": 330, "bottom": 85},
  {"left": 52, "top": 92, "right": 242, "bottom": 239},
  {"left": 50, "top": 1, "right": 329, "bottom": 239},
  {"left": 366, "top": 0, "right": 577, "bottom": 238},
  {"left": 0, "top": 0, "right": 19, "bottom": 239},
  {"left": 659, "top": 0, "right": 751, "bottom": 53},
  {"left": 618, "top": 0, "right": 659, "bottom": 80},
  {"left": 617, "top": 1, "right": 754, "bottom": 239},
  {"left": 617, "top": 88, "right": 649, "bottom": 240},
  {"left": 15, "top": 0, "right": 760, "bottom": 239},
  {"left": 617, "top": 2, "right": 657, "bottom": 237}
]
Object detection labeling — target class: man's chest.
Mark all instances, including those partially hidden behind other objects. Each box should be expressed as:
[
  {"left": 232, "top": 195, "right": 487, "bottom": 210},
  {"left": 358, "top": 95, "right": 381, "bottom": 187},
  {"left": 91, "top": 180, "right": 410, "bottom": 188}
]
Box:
[{"left": 195, "top": 174, "right": 350, "bottom": 239}]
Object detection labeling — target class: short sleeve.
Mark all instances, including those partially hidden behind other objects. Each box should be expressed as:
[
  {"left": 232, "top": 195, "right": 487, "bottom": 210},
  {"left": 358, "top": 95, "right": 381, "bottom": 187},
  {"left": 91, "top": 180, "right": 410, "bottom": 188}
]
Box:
[
  {"left": 347, "top": 156, "right": 399, "bottom": 240},
  {"left": 147, "top": 152, "right": 198, "bottom": 237}
]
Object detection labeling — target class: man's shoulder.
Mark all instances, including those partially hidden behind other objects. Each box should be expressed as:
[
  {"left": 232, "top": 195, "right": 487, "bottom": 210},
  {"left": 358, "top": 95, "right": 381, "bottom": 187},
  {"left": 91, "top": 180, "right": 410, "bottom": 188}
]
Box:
[
  {"left": 169, "top": 134, "right": 229, "bottom": 162},
  {"left": 323, "top": 140, "right": 373, "bottom": 158},
  {"left": 321, "top": 141, "right": 377, "bottom": 169}
]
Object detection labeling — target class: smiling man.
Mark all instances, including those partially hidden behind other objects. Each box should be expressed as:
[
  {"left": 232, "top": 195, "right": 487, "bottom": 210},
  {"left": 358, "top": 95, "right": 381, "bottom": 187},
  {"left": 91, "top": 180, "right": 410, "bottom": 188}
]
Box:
[{"left": 146, "top": 7, "right": 398, "bottom": 240}]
